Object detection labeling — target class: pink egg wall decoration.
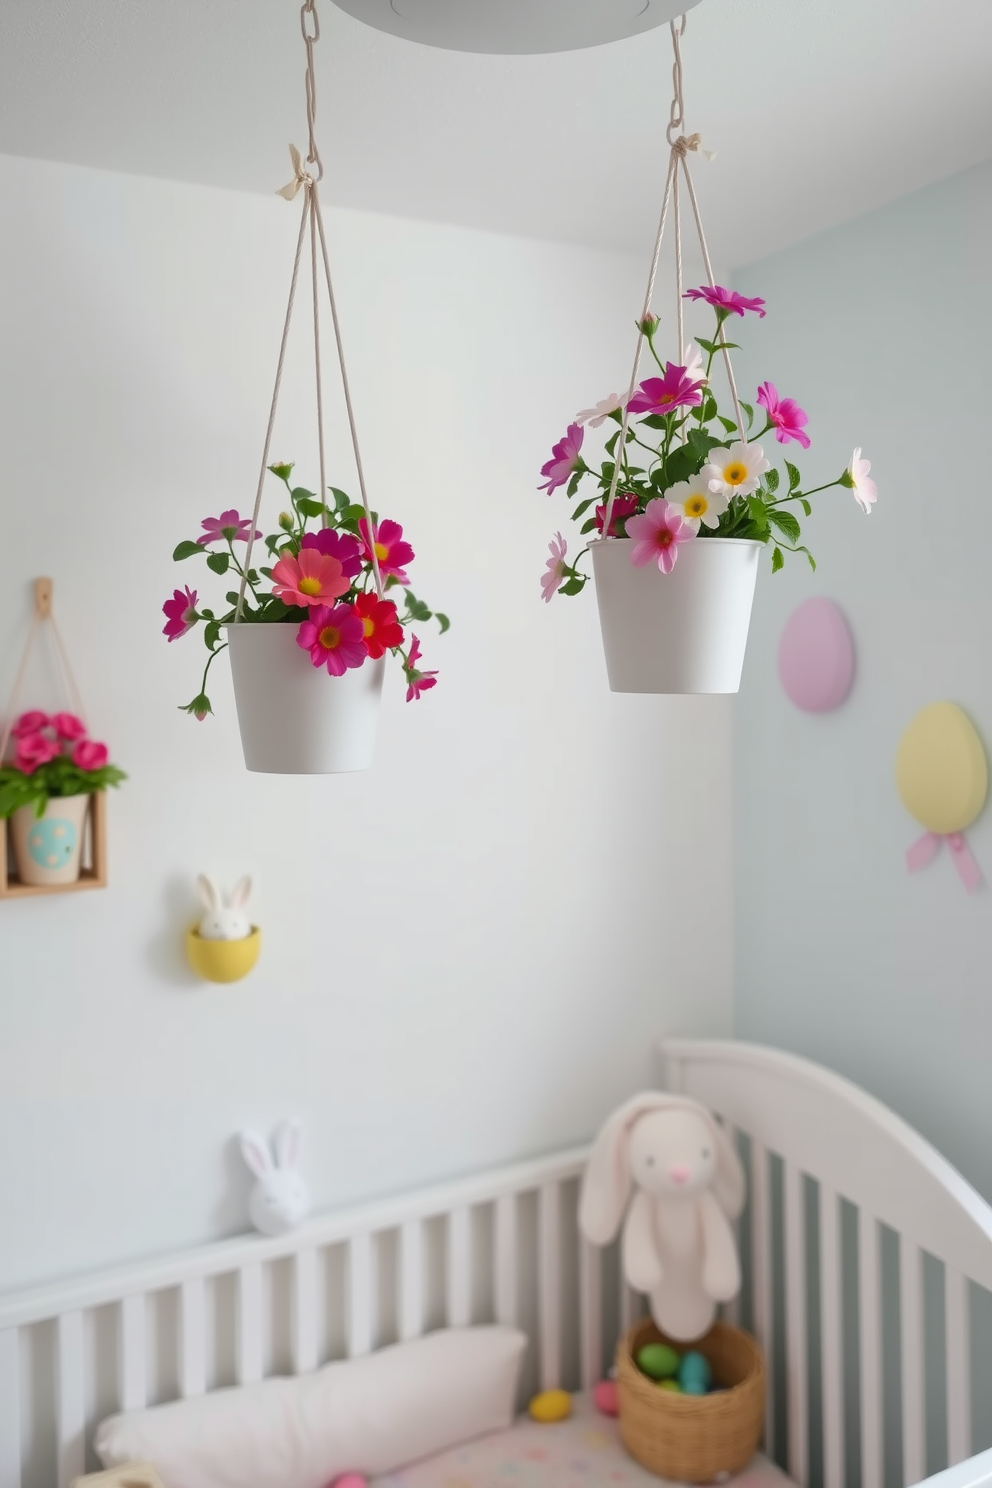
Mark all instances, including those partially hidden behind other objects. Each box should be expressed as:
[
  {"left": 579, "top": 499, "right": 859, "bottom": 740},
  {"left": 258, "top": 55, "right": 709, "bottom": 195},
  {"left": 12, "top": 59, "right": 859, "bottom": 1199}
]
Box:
[{"left": 778, "top": 598, "right": 854, "bottom": 712}]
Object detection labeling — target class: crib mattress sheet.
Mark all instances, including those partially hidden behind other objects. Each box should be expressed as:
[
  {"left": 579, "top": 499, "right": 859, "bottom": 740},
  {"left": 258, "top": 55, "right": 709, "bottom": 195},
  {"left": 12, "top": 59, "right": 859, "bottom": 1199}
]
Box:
[{"left": 372, "top": 1391, "right": 795, "bottom": 1488}]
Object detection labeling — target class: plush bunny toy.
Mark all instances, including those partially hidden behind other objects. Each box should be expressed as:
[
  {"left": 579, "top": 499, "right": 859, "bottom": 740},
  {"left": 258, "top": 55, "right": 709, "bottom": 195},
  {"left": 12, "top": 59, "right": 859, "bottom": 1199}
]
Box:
[
  {"left": 579, "top": 1092, "right": 746, "bottom": 1341},
  {"left": 239, "top": 1121, "right": 310, "bottom": 1236},
  {"left": 197, "top": 874, "right": 252, "bottom": 940}
]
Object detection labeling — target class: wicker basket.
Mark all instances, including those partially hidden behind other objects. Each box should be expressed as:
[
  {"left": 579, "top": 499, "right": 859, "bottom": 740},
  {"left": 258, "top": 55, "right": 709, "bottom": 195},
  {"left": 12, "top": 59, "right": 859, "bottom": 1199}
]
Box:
[{"left": 616, "top": 1318, "right": 765, "bottom": 1482}]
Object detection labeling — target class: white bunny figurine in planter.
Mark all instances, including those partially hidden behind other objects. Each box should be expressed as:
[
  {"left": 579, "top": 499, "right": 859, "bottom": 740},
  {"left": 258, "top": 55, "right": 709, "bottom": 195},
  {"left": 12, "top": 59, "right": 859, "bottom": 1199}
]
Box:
[
  {"left": 239, "top": 1120, "right": 310, "bottom": 1236},
  {"left": 579, "top": 1092, "right": 746, "bottom": 1341},
  {"left": 197, "top": 874, "right": 252, "bottom": 939}
]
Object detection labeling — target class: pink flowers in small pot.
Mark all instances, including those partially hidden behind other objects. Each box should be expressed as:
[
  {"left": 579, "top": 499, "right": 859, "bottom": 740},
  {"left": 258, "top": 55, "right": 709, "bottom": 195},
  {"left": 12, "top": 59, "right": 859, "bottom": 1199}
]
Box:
[
  {"left": 537, "top": 281, "right": 877, "bottom": 596},
  {"left": 165, "top": 465, "right": 450, "bottom": 721},
  {"left": 0, "top": 712, "right": 126, "bottom": 820}
]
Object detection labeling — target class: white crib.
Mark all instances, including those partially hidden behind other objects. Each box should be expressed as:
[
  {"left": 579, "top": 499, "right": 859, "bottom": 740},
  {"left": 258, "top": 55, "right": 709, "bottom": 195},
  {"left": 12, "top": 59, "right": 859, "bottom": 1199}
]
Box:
[{"left": 3, "top": 1037, "right": 992, "bottom": 1488}]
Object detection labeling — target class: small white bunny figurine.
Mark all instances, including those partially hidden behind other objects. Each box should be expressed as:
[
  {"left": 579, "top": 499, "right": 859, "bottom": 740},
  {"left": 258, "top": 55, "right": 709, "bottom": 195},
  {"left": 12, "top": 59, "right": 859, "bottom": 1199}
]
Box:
[
  {"left": 239, "top": 1121, "right": 310, "bottom": 1236},
  {"left": 197, "top": 874, "right": 252, "bottom": 940},
  {"left": 579, "top": 1092, "right": 746, "bottom": 1341}
]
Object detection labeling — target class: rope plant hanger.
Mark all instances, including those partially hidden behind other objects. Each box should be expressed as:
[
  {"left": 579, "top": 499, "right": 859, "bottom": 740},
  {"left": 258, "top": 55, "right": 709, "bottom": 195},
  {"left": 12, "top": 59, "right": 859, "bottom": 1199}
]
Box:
[
  {"left": 537, "top": 16, "right": 876, "bottom": 696},
  {"left": 163, "top": 0, "right": 448, "bottom": 774}
]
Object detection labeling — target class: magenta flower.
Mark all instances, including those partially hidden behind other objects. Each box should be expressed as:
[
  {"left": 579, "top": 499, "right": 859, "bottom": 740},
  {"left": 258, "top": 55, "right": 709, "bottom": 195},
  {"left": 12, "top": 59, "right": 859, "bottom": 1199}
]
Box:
[
  {"left": 627, "top": 365, "right": 705, "bottom": 417},
  {"left": 13, "top": 732, "right": 60, "bottom": 775},
  {"left": 359, "top": 517, "right": 415, "bottom": 583},
  {"left": 541, "top": 532, "right": 568, "bottom": 603},
  {"left": 594, "top": 492, "right": 640, "bottom": 537},
  {"left": 404, "top": 634, "right": 438, "bottom": 702},
  {"left": 539, "top": 423, "right": 584, "bottom": 495},
  {"left": 296, "top": 603, "right": 367, "bottom": 676},
  {"left": 52, "top": 712, "right": 87, "bottom": 741},
  {"left": 162, "top": 586, "right": 199, "bottom": 642},
  {"left": 11, "top": 710, "right": 50, "bottom": 737},
  {"left": 684, "top": 285, "right": 766, "bottom": 318},
  {"left": 756, "top": 382, "right": 810, "bottom": 448},
  {"left": 73, "top": 739, "right": 109, "bottom": 771},
  {"left": 625, "top": 498, "right": 697, "bottom": 574},
  {"left": 196, "top": 509, "right": 261, "bottom": 546},
  {"left": 301, "top": 527, "right": 363, "bottom": 579}
]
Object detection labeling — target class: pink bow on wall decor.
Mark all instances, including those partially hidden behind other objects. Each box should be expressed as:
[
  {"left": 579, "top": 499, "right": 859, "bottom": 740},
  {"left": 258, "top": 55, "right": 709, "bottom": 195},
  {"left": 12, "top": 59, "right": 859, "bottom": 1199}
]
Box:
[{"left": 905, "top": 832, "right": 982, "bottom": 893}]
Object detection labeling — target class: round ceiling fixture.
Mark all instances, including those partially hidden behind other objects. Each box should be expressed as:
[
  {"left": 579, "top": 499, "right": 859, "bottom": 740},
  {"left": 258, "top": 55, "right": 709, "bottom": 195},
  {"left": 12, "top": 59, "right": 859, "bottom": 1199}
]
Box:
[{"left": 330, "top": 0, "right": 701, "bottom": 55}]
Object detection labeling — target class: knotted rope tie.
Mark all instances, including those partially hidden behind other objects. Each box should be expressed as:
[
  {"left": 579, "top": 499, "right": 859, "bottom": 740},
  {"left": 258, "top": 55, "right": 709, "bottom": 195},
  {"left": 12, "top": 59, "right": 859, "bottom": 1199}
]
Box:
[
  {"left": 670, "top": 132, "right": 716, "bottom": 162},
  {"left": 277, "top": 144, "right": 314, "bottom": 201}
]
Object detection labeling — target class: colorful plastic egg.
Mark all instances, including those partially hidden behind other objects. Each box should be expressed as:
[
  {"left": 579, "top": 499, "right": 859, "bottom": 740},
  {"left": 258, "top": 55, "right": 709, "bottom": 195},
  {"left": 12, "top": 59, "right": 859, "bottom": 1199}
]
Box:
[
  {"left": 659, "top": 1379, "right": 682, "bottom": 1392},
  {"left": 778, "top": 598, "right": 855, "bottom": 712},
  {"left": 528, "top": 1388, "right": 572, "bottom": 1423},
  {"left": 592, "top": 1379, "right": 619, "bottom": 1416},
  {"left": 678, "top": 1349, "right": 712, "bottom": 1395},
  {"left": 331, "top": 1477, "right": 368, "bottom": 1488},
  {"left": 636, "top": 1343, "right": 680, "bottom": 1380},
  {"left": 896, "top": 702, "right": 988, "bottom": 834}
]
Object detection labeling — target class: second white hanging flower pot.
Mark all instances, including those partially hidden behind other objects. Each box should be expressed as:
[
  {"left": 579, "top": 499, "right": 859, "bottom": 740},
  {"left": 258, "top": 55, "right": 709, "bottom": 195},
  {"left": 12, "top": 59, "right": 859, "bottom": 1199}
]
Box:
[
  {"left": 227, "top": 623, "right": 384, "bottom": 774},
  {"left": 589, "top": 537, "right": 762, "bottom": 695}
]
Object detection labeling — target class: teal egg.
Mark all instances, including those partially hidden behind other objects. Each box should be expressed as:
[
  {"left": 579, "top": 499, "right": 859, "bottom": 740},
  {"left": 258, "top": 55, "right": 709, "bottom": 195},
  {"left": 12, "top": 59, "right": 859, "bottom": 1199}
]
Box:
[{"left": 678, "top": 1350, "right": 712, "bottom": 1395}]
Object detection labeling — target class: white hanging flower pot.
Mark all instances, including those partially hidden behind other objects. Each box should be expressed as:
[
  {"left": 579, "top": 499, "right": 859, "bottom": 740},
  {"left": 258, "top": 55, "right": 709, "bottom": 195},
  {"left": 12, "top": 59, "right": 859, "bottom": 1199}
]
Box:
[
  {"left": 227, "top": 624, "right": 384, "bottom": 774},
  {"left": 10, "top": 793, "right": 90, "bottom": 886},
  {"left": 590, "top": 537, "right": 762, "bottom": 694}
]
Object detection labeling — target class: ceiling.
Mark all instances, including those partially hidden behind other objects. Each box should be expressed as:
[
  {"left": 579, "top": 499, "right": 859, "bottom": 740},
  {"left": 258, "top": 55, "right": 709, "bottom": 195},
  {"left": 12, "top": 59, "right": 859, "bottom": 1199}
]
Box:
[{"left": 0, "top": 0, "right": 990, "bottom": 268}]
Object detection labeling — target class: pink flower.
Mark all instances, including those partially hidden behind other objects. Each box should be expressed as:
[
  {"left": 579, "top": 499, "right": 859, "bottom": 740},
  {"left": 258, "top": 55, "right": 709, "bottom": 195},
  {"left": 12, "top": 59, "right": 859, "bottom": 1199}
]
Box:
[
  {"left": 296, "top": 603, "right": 368, "bottom": 676},
  {"left": 756, "top": 382, "right": 810, "bottom": 448},
  {"left": 271, "top": 548, "right": 349, "bottom": 607},
  {"left": 684, "top": 285, "right": 766, "bottom": 318},
  {"left": 358, "top": 518, "right": 415, "bottom": 583},
  {"left": 73, "top": 739, "right": 109, "bottom": 771},
  {"left": 11, "top": 710, "right": 50, "bottom": 737},
  {"left": 301, "top": 527, "right": 363, "bottom": 579},
  {"left": 541, "top": 533, "right": 568, "bottom": 603},
  {"left": 52, "top": 712, "right": 87, "bottom": 741},
  {"left": 594, "top": 493, "right": 640, "bottom": 537},
  {"left": 538, "top": 424, "right": 584, "bottom": 495},
  {"left": 625, "top": 498, "right": 698, "bottom": 574},
  {"left": 404, "top": 634, "right": 438, "bottom": 702},
  {"left": 196, "top": 509, "right": 261, "bottom": 546},
  {"left": 13, "top": 732, "right": 60, "bottom": 774},
  {"left": 162, "top": 586, "right": 199, "bottom": 641},
  {"left": 627, "top": 365, "right": 705, "bottom": 417}
]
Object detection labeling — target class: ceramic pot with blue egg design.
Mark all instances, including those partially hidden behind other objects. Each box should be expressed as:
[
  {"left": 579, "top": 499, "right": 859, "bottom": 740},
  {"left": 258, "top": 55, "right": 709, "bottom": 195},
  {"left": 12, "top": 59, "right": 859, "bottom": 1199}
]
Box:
[{"left": 10, "top": 793, "right": 90, "bottom": 886}]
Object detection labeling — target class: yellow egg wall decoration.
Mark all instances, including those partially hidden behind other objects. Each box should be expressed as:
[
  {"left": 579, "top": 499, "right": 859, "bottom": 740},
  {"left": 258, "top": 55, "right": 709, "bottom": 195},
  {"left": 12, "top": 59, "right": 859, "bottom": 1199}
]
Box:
[{"left": 896, "top": 702, "right": 986, "bottom": 892}]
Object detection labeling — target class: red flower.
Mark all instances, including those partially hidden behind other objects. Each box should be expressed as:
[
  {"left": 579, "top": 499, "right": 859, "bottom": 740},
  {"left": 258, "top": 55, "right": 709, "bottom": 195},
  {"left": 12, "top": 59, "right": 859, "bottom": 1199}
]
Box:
[
  {"left": 594, "top": 493, "right": 640, "bottom": 537},
  {"left": 404, "top": 634, "right": 438, "bottom": 703},
  {"left": 73, "top": 739, "right": 109, "bottom": 772},
  {"left": 359, "top": 517, "right": 415, "bottom": 583},
  {"left": 13, "top": 732, "right": 60, "bottom": 775},
  {"left": 354, "top": 593, "right": 404, "bottom": 659}
]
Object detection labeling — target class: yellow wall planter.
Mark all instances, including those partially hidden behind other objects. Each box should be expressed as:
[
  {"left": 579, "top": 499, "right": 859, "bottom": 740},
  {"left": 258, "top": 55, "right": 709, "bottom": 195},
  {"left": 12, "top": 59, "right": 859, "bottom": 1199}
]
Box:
[{"left": 186, "top": 927, "right": 261, "bottom": 983}]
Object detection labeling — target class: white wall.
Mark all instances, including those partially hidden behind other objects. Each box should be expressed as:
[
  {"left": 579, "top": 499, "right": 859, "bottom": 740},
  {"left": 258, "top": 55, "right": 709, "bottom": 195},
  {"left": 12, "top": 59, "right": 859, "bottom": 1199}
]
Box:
[
  {"left": 0, "top": 153, "right": 734, "bottom": 1292},
  {"left": 732, "top": 161, "right": 992, "bottom": 1200}
]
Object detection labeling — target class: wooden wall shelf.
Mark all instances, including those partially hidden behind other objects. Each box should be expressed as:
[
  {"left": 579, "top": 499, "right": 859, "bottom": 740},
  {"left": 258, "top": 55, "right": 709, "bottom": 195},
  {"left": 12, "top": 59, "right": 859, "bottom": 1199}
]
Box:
[{"left": 0, "top": 791, "right": 107, "bottom": 899}]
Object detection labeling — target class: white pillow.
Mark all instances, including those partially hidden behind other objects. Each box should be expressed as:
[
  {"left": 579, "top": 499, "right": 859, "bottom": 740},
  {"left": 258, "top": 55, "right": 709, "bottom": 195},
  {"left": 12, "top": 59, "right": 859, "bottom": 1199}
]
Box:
[{"left": 95, "top": 1326, "right": 526, "bottom": 1488}]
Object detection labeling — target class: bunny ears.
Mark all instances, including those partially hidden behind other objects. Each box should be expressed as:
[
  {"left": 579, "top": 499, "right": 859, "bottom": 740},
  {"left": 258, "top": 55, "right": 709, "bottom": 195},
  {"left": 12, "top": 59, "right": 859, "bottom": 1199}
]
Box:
[
  {"left": 198, "top": 874, "right": 252, "bottom": 911},
  {"left": 240, "top": 1119, "right": 302, "bottom": 1178},
  {"left": 578, "top": 1092, "right": 745, "bottom": 1246}
]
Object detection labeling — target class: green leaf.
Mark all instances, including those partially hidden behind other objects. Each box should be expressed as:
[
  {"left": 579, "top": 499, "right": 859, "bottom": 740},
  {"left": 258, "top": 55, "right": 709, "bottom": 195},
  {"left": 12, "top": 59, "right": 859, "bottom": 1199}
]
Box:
[
  {"left": 572, "top": 497, "right": 596, "bottom": 519},
  {"left": 296, "top": 497, "right": 325, "bottom": 519},
  {"left": 768, "top": 509, "right": 801, "bottom": 542},
  {"left": 173, "top": 540, "right": 202, "bottom": 561},
  {"left": 771, "top": 546, "right": 784, "bottom": 573},
  {"left": 799, "top": 498, "right": 812, "bottom": 516},
  {"left": 290, "top": 486, "right": 315, "bottom": 503},
  {"left": 435, "top": 612, "right": 451, "bottom": 634},
  {"left": 803, "top": 547, "right": 817, "bottom": 571},
  {"left": 764, "top": 468, "right": 780, "bottom": 493},
  {"left": 717, "top": 415, "right": 738, "bottom": 434},
  {"left": 344, "top": 504, "right": 367, "bottom": 527},
  {"left": 687, "top": 428, "right": 719, "bottom": 461},
  {"left": 604, "top": 431, "right": 620, "bottom": 457},
  {"left": 639, "top": 415, "right": 669, "bottom": 431},
  {"left": 330, "top": 487, "right": 352, "bottom": 513},
  {"left": 566, "top": 470, "right": 583, "bottom": 498},
  {"left": 265, "top": 534, "right": 282, "bottom": 555},
  {"left": 785, "top": 461, "right": 801, "bottom": 491},
  {"left": 695, "top": 337, "right": 741, "bottom": 355},
  {"left": 740, "top": 401, "right": 754, "bottom": 428},
  {"left": 701, "top": 396, "right": 718, "bottom": 423},
  {"left": 559, "top": 577, "right": 585, "bottom": 596},
  {"left": 204, "top": 620, "right": 222, "bottom": 650},
  {"left": 226, "top": 590, "right": 241, "bottom": 606},
  {"left": 404, "top": 593, "right": 432, "bottom": 622},
  {"left": 206, "top": 551, "right": 230, "bottom": 575},
  {"left": 579, "top": 517, "right": 598, "bottom": 535},
  {"left": 662, "top": 444, "right": 700, "bottom": 486}
]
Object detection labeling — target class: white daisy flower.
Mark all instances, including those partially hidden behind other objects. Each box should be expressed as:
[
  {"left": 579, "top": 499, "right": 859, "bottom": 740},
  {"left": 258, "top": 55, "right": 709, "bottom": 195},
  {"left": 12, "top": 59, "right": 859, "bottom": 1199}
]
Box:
[
  {"left": 848, "top": 447, "right": 877, "bottom": 514},
  {"left": 666, "top": 475, "right": 728, "bottom": 529},
  {"left": 576, "top": 393, "right": 627, "bottom": 428},
  {"left": 702, "top": 441, "right": 770, "bottom": 499}
]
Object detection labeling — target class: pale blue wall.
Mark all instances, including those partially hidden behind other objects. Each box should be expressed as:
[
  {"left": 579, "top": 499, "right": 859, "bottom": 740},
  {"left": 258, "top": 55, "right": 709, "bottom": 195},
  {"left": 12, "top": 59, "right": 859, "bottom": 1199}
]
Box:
[{"left": 732, "top": 161, "right": 992, "bottom": 1201}]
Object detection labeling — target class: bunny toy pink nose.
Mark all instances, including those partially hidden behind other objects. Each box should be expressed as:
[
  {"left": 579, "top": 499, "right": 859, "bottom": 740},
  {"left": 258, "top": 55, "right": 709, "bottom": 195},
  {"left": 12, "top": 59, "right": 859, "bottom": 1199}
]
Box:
[{"left": 669, "top": 1164, "right": 691, "bottom": 1184}]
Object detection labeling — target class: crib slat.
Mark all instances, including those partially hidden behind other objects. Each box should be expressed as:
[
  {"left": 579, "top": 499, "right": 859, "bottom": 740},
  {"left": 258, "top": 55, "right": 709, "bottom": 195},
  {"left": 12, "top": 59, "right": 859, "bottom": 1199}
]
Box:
[
  {"left": 751, "top": 1140, "right": 775, "bottom": 1455},
  {"left": 495, "top": 1194, "right": 517, "bottom": 1327},
  {"left": 119, "top": 1293, "right": 147, "bottom": 1410},
  {"left": 945, "top": 1266, "right": 971, "bottom": 1463},
  {"left": 579, "top": 1238, "right": 602, "bottom": 1391},
  {"left": 538, "top": 1181, "right": 561, "bottom": 1390},
  {"left": 57, "top": 1310, "right": 85, "bottom": 1488},
  {"left": 619, "top": 1278, "right": 638, "bottom": 1335},
  {"left": 858, "top": 1212, "right": 883, "bottom": 1488},
  {"left": 293, "top": 1247, "right": 318, "bottom": 1374},
  {"left": 0, "top": 1327, "right": 20, "bottom": 1488},
  {"left": 900, "top": 1238, "right": 925, "bottom": 1485},
  {"left": 720, "top": 1122, "right": 740, "bottom": 1328},
  {"left": 237, "top": 1261, "right": 263, "bottom": 1385},
  {"left": 348, "top": 1233, "right": 373, "bottom": 1357},
  {"left": 819, "top": 1184, "right": 844, "bottom": 1488},
  {"left": 179, "top": 1277, "right": 206, "bottom": 1398},
  {"left": 784, "top": 1163, "right": 807, "bottom": 1483},
  {"left": 446, "top": 1205, "right": 471, "bottom": 1328},
  {"left": 400, "top": 1219, "right": 424, "bottom": 1343}
]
